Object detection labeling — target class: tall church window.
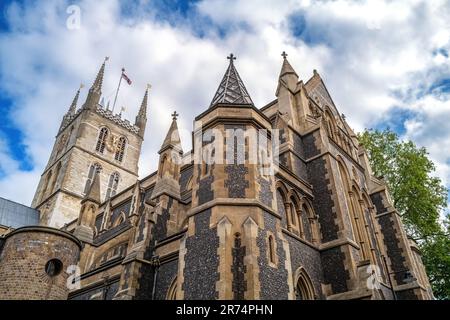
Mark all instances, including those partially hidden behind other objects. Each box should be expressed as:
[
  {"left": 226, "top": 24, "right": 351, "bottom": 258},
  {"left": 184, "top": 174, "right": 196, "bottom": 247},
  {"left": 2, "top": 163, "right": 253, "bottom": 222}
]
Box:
[
  {"left": 42, "top": 170, "right": 52, "bottom": 200},
  {"left": 56, "top": 134, "right": 67, "bottom": 155},
  {"left": 301, "top": 204, "right": 313, "bottom": 242},
  {"left": 276, "top": 186, "right": 291, "bottom": 230},
  {"left": 65, "top": 126, "right": 74, "bottom": 149},
  {"left": 268, "top": 235, "right": 276, "bottom": 264},
  {"left": 324, "top": 110, "right": 336, "bottom": 140},
  {"left": 106, "top": 172, "right": 120, "bottom": 200},
  {"left": 338, "top": 159, "right": 369, "bottom": 261},
  {"left": 114, "top": 136, "right": 126, "bottom": 162},
  {"left": 96, "top": 127, "right": 109, "bottom": 153},
  {"left": 50, "top": 162, "right": 62, "bottom": 193},
  {"left": 84, "top": 163, "right": 102, "bottom": 194}
]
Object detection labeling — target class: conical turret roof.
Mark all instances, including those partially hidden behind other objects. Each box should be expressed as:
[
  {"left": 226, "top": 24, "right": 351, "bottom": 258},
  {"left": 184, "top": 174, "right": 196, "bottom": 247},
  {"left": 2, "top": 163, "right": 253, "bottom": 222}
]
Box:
[{"left": 209, "top": 54, "right": 253, "bottom": 107}]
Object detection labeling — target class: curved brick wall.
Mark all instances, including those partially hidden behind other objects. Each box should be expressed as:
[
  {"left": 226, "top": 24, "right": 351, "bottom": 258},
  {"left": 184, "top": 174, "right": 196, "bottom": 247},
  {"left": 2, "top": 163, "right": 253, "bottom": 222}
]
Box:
[{"left": 0, "top": 226, "right": 81, "bottom": 300}]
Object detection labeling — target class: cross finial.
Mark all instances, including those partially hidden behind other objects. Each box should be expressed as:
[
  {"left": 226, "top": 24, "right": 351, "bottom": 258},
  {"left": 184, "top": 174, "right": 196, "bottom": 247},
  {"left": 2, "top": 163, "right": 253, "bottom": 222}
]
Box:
[
  {"left": 281, "top": 51, "right": 288, "bottom": 59},
  {"left": 171, "top": 111, "right": 179, "bottom": 120},
  {"left": 104, "top": 56, "right": 109, "bottom": 62},
  {"left": 227, "top": 53, "right": 236, "bottom": 63}
]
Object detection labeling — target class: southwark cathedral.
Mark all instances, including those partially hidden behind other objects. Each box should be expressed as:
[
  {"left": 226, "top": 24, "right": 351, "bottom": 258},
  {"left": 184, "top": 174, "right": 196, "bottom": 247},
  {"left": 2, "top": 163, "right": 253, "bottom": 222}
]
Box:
[{"left": 0, "top": 53, "right": 434, "bottom": 300}]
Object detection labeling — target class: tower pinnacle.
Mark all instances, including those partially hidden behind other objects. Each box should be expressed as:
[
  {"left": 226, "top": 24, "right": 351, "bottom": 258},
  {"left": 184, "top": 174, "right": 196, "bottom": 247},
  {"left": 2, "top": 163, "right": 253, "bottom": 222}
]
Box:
[
  {"left": 279, "top": 51, "right": 298, "bottom": 78},
  {"left": 160, "top": 111, "right": 182, "bottom": 154},
  {"left": 135, "top": 84, "right": 150, "bottom": 138},
  {"left": 91, "top": 57, "right": 108, "bottom": 93},
  {"left": 67, "top": 84, "right": 83, "bottom": 115},
  {"left": 209, "top": 54, "right": 253, "bottom": 107},
  {"left": 85, "top": 57, "right": 108, "bottom": 109},
  {"left": 82, "top": 171, "right": 101, "bottom": 204}
]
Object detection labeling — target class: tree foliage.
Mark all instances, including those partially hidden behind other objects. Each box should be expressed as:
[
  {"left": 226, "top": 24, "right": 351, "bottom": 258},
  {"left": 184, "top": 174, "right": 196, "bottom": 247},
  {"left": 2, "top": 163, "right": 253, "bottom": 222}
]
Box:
[{"left": 358, "top": 128, "right": 449, "bottom": 299}]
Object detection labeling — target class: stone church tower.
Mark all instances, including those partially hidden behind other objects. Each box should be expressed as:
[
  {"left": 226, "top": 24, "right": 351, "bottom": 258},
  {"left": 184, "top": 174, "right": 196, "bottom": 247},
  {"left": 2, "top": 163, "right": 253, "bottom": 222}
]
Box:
[{"left": 31, "top": 58, "right": 148, "bottom": 228}]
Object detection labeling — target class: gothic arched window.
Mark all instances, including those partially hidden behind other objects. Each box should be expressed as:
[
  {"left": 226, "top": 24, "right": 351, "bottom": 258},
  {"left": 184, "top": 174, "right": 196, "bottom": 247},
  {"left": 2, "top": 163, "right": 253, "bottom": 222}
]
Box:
[
  {"left": 56, "top": 134, "right": 67, "bottom": 155},
  {"left": 96, "top": 127, "right": 109, "bottom": 153},
  {"left": 84, "top": 163, "right": 102, "bottom": 194},
  {"left": 50, "top": 162, "right": 62, "bottom": 193},
  {"left": 106, "top": 172, "right": 120, "bottom": 200},
  {"left": 324, "top": 110, "right": 336, "bottom": 140},
  {"left": 301, "top": 204, "right": 313, "bottom": 242},
  {"left": 167, "top": 277, "right": 177, "bottom": 300},
  {"left": 296, "top": 269, "right": 315, "bottom": 300},
  {"left": 114, "top": 136, "right": 126, "bottom": 162},
  {"left": 276, "top": 186, "right": 290, "bottom": 230},
  {"left": 66, "top": 126, "right": 74, "bottom": 149},
  {"left": 42, "top": 170, "right": 53, "bottom": 200},
  {"left": 289, "top": 196, "right": 300, "bottom": 230}
]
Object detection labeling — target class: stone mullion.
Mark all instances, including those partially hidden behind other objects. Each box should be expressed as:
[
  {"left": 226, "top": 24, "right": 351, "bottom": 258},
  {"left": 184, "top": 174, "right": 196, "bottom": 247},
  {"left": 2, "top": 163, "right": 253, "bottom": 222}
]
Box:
[
  {"left": 284, "top": 201, "right": 293, "bottom": 231},
  {"left": 308, "top": 216, "right": 319, "bottom": 244},
  {"left": 296, "top": 208, "right": 305, "bottom": 239}
]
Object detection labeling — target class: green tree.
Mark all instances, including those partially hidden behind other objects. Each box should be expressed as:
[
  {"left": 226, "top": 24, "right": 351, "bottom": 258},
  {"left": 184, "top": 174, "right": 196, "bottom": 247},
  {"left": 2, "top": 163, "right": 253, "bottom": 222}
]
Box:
[{"left": 358, "top": 128, "right": 449, "bottom": 299}]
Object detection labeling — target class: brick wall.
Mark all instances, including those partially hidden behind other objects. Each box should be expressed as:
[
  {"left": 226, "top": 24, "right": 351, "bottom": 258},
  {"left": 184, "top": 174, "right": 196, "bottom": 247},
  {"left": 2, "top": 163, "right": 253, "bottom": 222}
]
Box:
[{"left": 0, "top": 226, "right": 81, "bottom": 300}]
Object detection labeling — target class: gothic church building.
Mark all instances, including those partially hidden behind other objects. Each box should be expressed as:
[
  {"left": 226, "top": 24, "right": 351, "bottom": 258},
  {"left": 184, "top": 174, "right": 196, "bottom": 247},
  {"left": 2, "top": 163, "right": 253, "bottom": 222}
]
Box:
[{"left": 0, "top": 53, "right": 433, "bottom": 300}]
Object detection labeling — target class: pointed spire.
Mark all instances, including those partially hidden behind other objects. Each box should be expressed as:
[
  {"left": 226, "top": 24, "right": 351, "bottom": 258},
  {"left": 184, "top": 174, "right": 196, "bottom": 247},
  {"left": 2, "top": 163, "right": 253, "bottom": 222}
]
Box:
[
  {"left": 68, "top": 84, "right": 83, "bottom": 115},
  {"left": 83, "top": 171, "right": 101, "bottom": 204},
  {"left": 276, "top": 51, "right": 299, "bottom": 96},
  {"left": 159, "top": 111, "right": 182, "bottom": 154},
  {"left": 85, "top": 57, "right": 108, "bottom": 109},
  {"left": 135, "top": 84, "right": 150, "bottom": 138},
  {"left": 90, "top": 57, "right": 108, "bottom": 94},
  {"left": 138, "top": 84, "right": 150, "bottom": 118},
  {"left": 209, "top": 53, "right": 253, "bottom": 108},
  {"left": 279, "top": 51, "right": 298, "bottom": 78}
]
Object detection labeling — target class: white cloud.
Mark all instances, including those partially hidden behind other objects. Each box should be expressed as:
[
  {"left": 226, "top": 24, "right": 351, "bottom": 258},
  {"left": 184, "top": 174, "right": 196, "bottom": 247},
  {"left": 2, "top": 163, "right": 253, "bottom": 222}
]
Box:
[{"left": 0, "top": 0, "right": 449, "bottom": 213}]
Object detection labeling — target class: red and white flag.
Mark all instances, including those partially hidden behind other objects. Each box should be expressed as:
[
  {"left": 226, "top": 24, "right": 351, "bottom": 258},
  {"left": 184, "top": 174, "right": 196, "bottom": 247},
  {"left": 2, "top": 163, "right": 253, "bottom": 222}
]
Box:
[{"left": 122, "top": 72, "right": 132, "bottom": 85}]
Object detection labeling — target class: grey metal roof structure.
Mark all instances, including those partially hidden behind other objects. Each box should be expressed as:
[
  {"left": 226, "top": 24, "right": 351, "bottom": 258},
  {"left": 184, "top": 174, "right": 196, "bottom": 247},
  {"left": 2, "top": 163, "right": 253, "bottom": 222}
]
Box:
[
  {"left": 0, "top": 197, "right": 39, "bottom": 229},
  {"left": 210, "top": 54, "right": 254, "bottom": 107}
]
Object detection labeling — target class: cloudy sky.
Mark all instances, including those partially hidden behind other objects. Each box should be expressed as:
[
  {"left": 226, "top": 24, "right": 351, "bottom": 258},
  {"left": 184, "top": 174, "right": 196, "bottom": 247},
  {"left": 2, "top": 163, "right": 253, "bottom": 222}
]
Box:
[{"left": 0, "top": 0, "right": 449, "bottom": 215}]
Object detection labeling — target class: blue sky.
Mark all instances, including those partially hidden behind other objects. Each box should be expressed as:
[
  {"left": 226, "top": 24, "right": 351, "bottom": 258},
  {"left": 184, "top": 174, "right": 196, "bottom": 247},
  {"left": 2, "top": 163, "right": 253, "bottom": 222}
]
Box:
[{"left": 0, "top": 0, "right": 449, "bottom": 215}]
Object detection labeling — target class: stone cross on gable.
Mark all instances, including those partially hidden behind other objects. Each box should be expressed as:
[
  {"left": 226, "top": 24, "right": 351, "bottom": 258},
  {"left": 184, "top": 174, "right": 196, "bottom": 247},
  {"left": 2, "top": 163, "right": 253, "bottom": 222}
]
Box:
[
  {"left": 227, "top": 53, "right": 236, "bottom": 62},
  {"left": 281, "top": 51, "right": 288, "bottom": 59},
  {"left": 171, "top": 111, "right": 179, "bottom": 120}
]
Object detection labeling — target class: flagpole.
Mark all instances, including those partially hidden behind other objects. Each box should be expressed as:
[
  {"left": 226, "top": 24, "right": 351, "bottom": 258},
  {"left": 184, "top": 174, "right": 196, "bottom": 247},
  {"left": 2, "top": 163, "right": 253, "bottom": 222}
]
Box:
[{"left": 112, "top": 68, "right": 124, "bottom": 113}]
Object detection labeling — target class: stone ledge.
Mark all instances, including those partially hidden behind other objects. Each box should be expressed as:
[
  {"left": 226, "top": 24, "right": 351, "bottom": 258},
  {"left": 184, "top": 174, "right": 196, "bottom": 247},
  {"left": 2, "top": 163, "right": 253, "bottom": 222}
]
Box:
[
  {"left": 5, "top": 225, "right": 82, "bottom": 249},
  {"left": 318, "top": 236, "right": 360, "bottom": 251},
  {"left": 188, "top": 198, "right": 280, "bottom": 219}
]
